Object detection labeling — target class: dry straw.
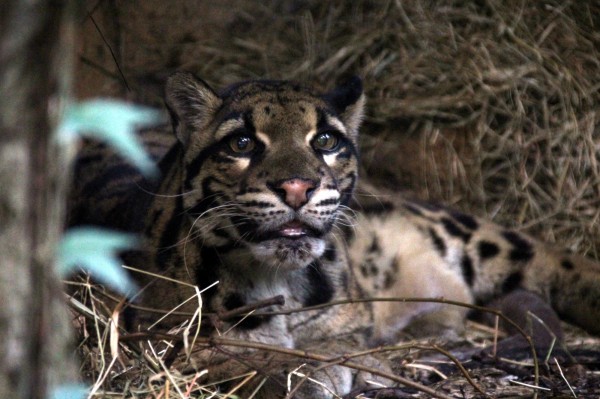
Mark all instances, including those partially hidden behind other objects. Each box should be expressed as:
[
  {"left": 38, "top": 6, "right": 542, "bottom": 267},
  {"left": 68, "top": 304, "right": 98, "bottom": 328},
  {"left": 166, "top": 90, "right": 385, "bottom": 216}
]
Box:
[
  {"left": 76, "top": 0, "right": 600, "bottom": 397},
  {"left": 172, "top": 0, "right": 600, "bottom": 256}
]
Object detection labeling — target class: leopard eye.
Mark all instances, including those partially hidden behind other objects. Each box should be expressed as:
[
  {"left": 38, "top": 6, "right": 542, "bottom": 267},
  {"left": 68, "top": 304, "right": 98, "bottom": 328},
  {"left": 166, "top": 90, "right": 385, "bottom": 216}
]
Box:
[
  {"left": 229, "top": 135, "right": 256, "bottom": 154},
  {"left": 312, "top": 131, "right": 339, "bottom": 152}
]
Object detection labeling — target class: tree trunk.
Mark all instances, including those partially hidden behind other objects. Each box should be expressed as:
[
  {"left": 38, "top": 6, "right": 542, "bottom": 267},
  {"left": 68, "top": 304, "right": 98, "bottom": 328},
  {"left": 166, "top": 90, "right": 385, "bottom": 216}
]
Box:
[{"left": 0, "top": 1, "right": 78, "bottom": 398}]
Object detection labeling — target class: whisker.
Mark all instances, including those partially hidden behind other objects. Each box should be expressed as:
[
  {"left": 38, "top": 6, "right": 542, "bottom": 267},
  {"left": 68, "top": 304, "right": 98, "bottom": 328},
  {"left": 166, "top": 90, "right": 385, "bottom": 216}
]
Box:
[
  {"left": 158, "top": 202, "right": 241, "bottom": 252},
  {"left": 182, "top": 193, "right": 231, "bottom": 214},
  {"left": 134, "top": 182, "right": 200, "bottom": 199}
]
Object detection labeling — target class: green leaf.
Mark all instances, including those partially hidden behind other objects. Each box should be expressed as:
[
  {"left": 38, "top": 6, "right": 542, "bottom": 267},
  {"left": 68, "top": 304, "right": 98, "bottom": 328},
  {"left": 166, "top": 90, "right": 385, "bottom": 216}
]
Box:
[
  {"left": 57, "top": 227, "right": 138, "bottom": 297},
  {"left": 48, "top": 384, "right": 88, "bottom": 399},
  {"left": 58, "top": 99, "right": 162, "bottom": 177}
]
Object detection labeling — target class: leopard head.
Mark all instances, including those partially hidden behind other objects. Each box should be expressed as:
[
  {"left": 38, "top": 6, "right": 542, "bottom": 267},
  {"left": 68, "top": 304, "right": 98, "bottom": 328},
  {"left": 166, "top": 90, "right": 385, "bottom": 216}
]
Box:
[{"left": 165, "top": 72, "right": 364, "bottom": 270}]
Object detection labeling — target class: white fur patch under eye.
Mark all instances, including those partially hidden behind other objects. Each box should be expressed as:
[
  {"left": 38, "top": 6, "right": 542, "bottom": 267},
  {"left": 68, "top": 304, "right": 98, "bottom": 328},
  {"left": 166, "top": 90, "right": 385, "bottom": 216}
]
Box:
[
  {"left": 236, "top": 158, "right": 250, "bottom": 169},
  {"left": 323, "top": 153, "right": 337, "bottom": 166},
  {"left": 215, "top": 118, "right": 245, "bottom": 140}
]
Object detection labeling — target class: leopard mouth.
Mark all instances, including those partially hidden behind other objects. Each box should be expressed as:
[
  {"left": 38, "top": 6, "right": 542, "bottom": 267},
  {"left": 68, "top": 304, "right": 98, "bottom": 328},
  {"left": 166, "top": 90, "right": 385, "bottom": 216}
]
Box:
[
  {"left": 261, "top": 219, "right": 321, "bottom": 241},
  {"left": 243, "top": 218, "right": 328, "bottom": 269},
  {"left": 232, "top": 216, "right": 326, "bottom": 243}
]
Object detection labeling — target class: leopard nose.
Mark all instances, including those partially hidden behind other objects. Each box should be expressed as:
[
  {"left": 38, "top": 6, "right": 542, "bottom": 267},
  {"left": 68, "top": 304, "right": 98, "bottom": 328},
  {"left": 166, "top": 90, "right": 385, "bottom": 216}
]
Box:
[{"left": 273, "top": 178, "right": 317, "bottom": 210}]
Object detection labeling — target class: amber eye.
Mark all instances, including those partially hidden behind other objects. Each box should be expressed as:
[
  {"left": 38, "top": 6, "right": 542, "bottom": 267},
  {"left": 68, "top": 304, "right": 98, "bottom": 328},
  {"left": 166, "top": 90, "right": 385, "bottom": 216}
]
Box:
[
  {"left": 229, "top": 135, "right": 256, "bottom": 154},
  {"left": 312, "top": 132, "right": 339, "bottom": 152}
]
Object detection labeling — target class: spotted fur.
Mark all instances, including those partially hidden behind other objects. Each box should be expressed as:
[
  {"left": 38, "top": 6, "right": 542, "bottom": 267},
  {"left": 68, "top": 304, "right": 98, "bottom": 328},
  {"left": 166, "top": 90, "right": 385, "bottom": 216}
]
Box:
[
  {"left": 349, "top": 186, "right": 600, "bottom": 345},
  {"left": 68, "top": 72, "right": 600, "bottom": 398}
]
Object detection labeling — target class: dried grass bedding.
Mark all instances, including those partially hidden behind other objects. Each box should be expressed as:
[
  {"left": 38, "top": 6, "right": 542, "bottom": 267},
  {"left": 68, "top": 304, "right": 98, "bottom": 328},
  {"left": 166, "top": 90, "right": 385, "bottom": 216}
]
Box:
[{"left": 73, "top": 1, "right": 600, "bottom": 397}]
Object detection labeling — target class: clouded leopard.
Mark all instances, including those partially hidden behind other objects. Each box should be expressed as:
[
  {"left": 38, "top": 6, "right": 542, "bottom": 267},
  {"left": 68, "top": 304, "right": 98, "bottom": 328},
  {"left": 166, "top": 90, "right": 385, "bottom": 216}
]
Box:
[{"left": 68, "top": 72, "right": 600, "bottom": 398}]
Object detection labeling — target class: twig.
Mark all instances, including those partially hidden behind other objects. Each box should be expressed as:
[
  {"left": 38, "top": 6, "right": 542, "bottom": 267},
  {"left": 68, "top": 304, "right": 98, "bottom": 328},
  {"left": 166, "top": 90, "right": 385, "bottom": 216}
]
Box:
[
  {"left": 509, "top": 380, "right": 551, "bottom": 391},
  {"left": 414, "top": 344, "right": 488, "bottom": 397},
  {"left": 287, "top": 364, "right": 342, "bottom": 399},
  {"left": 72, "top": 286, "right": 539, "bottom": 393},
  {"left": 554, "top": 357, "right": 577, "bottom": 398},
  {"left": 222, "top": 370, "right": 257, "bottom": 399},
  {"left": 404, "top": 363, "right": 447, "bottom": 380},
  {"left": 244, "top": 295, "right": 541, "bottom": 389},
  {"left": 121, "top": 333, "right": 456, "bottom": 399},
  {"left": 217, "top": 295, "right": 285, "bottom": 321},
  {"left": 148, "top": 342, "right": 187, "bottom": 399},
  {"left": 87, "top": 14, "right": 130, "bottom": 91},
  {"left": 493, "top": 314, "right": 499, "bottom": 357},
  {"left": 67, "top": 292, "right": 161, "bottom": 374}
]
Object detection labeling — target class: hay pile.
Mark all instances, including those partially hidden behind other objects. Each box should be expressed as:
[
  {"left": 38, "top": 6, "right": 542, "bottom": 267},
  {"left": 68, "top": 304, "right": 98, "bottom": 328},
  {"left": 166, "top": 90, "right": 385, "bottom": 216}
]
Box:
[
  {"left": 93, "top": 0, "right": 600, "bottom": 255},
  {"left": 74, "top": 0, "right": 600, "bottom": 397}
]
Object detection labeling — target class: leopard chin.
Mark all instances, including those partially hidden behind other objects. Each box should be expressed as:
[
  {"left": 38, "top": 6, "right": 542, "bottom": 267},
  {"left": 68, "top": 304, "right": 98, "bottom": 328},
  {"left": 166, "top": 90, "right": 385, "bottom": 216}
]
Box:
[
  {"left": 249, "top": 235, "right": 327, "bottom": 270},
  {"left": 238, "top": 217, "right": 332, "bottom": 269}
]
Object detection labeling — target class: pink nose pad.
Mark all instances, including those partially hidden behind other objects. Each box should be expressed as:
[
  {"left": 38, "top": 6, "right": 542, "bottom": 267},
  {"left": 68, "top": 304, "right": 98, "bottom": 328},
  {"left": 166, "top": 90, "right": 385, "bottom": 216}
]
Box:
[{"left": 278, "top": 179, "right": 316, "bottom": 209}]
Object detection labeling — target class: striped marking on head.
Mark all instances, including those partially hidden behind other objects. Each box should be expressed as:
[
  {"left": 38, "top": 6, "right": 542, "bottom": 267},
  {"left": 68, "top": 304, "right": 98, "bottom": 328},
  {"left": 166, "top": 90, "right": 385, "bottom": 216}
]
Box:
[
  {"left": 325, "top": 115, "right": 347, "bottom": 135},
  {"left": 256, "top": 131, "right": 271, "bottom": 147},
  {"left": 215, "top": 117, "right": 245, "bottom": 141}
]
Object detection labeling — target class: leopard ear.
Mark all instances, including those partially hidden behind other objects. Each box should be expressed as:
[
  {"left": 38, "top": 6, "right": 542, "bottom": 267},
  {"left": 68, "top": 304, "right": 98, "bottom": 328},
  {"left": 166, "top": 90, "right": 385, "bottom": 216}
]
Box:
[
  {"left": 165, "top": 71, "right": 222, "bottom": 144},
  {"left": 324, "top": 76, "right": 366, "bottom": 135}
]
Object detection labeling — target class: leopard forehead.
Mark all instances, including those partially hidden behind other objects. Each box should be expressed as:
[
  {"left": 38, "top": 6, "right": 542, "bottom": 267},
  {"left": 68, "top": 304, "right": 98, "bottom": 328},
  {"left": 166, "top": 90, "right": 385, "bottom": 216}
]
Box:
[
  {"left": 219, "top": 80, "right": 324, "bottom": 107},
  {"left": 213, "top": 81, "right": 347, "bottom": 144}
]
